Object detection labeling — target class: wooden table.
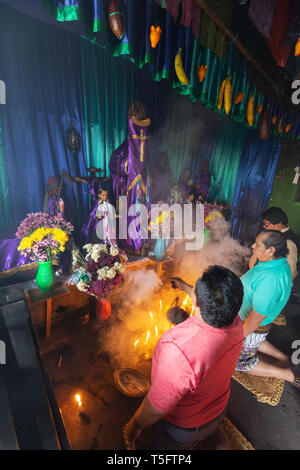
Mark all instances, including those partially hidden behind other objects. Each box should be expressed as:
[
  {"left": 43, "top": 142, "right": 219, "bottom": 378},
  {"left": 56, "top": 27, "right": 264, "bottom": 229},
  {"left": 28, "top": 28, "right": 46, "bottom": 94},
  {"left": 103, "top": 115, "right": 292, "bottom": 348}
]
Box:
[{"left": 26, "top": 282, "right": 69, "bottom": 339}]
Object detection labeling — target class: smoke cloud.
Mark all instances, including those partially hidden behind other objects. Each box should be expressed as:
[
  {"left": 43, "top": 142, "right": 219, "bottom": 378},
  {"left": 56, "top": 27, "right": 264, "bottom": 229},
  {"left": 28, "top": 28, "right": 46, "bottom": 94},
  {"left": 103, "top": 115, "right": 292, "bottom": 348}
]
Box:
[{"left": 98, "top": 216, "right": 251, "bottom": 372}]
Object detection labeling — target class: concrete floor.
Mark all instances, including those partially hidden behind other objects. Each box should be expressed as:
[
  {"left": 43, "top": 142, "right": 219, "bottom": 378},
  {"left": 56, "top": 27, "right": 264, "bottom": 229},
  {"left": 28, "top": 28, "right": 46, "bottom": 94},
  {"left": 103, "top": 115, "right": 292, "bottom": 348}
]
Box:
[{"left": 39, "top": 281, "right": 300, "bottom": 451}]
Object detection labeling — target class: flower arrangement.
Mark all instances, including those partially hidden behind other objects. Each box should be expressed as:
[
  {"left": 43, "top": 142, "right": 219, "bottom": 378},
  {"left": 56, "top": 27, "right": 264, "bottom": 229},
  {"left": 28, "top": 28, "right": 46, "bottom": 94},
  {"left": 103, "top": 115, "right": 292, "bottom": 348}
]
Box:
[
  {"left": 16, "top": 212, "right": 73, "bottom": 262},
  {"left": 71, "top": 244, "right": 125, "bottom": 298}
]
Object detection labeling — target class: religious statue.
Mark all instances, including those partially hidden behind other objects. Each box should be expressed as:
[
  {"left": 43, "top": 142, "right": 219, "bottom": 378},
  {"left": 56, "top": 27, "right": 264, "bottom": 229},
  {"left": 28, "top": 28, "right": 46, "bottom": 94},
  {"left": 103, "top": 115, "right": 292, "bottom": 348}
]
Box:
[
  {"left": 150, "top": 151, "right": 173, "bottom": 203},
  {"left": 168, "top": 183, "right": 183, "bottom": 205},
  {"left": 43, "top": 177, "right": 65, "bottom": 216},
  {"left": 109, "top": 101, "right": 151, "bottom": 252},
  {"left": 193, "top": 160, "right": 210, "bottom": 200},
  {"left": 95, "top": 189, "right": 117, "bottom": 247},
  {"left": 72, "top": 167, "right": 110, "bottom": 206},
  {"left": 178, "top": 169, "right": 194, "bottom": 199}
]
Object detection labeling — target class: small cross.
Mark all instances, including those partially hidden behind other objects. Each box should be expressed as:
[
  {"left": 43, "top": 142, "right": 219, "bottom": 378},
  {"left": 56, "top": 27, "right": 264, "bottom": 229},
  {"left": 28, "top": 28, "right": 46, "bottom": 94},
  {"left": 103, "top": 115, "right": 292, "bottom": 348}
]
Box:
[{"left": 132, "top": 129, "right": 149, "bottom": 162}]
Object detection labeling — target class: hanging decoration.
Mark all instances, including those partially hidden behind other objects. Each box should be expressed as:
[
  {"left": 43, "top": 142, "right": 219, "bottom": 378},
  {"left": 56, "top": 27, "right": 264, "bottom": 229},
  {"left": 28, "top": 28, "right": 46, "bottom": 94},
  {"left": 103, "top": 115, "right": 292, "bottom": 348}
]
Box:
[
  {"left": 150, "top": 25, "right": 162, "bottom": 48},
  {"left": 174, "top": 48, "right": 189, "bottom": 85},
  {"left": 285, "top": 124, "right": 292, "bottom": 133},
  {"left": 272, "top": 115, "right": 277, "bottom": 125},
  {"left": 197, "top": 65, "right": 208, "bottom": 82},
  {"left": 108, "top": 0, "right": 125, "bottom": 40},
  {"left": 217, "top": 77, "right": 226, "bottom": 110},
  {"left": 295, "top": 38, "right": 300, "bottom": 56},
  {"left": 247, "top": 96, "right": 255, "bottom": 127},
  {"left": 217, "top": 75, "right": 231, "bottom": 114},
  {"left": 224, "top": 76, "right": 232, "bottom": 115},
  {"left": 234, "top": 92, "right": 245, "bottom": 105},
  {"left": 278, "top": 117, "right": 283, "bottom": 133},
  {"left": 257, "top": 105, "right": 263, "bottom": 114},
  {"left": 258, "top": 106, "right": 271, "bottom": 140}
]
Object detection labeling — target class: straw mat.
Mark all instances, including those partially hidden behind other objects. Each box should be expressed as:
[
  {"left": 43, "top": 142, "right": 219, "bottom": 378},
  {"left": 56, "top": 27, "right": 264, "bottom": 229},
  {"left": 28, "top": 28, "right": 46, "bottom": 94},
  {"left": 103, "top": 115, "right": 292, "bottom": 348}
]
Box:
[
  {"left": 232, "top": 371, "right": 284, "bottom": 406},
  {"left": 272, "top": 313, "right": 287, "bottom": 326}
]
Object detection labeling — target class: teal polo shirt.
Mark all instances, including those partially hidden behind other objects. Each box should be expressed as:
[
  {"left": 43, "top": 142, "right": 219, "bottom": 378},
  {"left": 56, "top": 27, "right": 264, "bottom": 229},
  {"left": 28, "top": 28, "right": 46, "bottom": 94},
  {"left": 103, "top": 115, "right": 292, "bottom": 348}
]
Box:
[{"left": 239, "top": 258, "right": 292, "bottom": 326}]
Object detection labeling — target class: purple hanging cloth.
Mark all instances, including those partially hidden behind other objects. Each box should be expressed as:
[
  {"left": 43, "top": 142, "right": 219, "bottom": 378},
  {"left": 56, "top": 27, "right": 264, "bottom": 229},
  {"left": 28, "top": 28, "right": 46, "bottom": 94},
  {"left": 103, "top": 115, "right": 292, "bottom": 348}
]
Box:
[
  {"left": 249, "top": 0, "right": 276, "bottom": 39},
  {"left": 0, "top": 238, "right": 36, "bottom": 277}
]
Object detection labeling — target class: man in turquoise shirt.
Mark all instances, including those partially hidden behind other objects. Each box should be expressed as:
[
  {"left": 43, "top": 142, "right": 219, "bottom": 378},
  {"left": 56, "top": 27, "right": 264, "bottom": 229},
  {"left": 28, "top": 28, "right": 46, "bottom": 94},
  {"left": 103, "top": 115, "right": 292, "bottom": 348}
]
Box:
[{"left": 236, "top": 230, "right": 299, "bottom": 388}]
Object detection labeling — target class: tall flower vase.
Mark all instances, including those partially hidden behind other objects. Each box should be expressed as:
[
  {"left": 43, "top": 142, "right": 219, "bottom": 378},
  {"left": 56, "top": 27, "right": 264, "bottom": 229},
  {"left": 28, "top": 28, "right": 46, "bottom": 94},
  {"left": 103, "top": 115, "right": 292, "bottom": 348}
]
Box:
[
  {"left": 36, "top": 261, "right": 55, "bottom": 292},
  {"left": 96, "top": 297, "right": 112, "bottom": 320}
]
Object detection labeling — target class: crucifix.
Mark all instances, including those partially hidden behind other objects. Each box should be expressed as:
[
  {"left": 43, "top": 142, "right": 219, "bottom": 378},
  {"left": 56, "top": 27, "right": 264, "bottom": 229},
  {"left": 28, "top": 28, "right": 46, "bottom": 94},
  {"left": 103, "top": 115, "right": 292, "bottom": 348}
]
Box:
[{"left": 71, "top": 167, "right": 110, "bottom": 207}]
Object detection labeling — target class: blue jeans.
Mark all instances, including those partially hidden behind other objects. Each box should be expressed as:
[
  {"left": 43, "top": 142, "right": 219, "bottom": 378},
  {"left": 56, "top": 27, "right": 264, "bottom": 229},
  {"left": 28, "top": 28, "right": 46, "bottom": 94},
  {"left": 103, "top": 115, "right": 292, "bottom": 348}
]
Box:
[{"left": 138, "top": 408, "right": 227, "bottom": 450}]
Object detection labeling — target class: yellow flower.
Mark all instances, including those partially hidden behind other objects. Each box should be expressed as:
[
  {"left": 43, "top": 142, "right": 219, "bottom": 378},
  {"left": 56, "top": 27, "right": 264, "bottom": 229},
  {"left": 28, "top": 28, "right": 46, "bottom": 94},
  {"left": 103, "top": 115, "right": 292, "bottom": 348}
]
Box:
[
  {"left": 18, "top": 226, "right": 69, "bottom": 254},
  {"left": 18, "top": 236, "right": 33, "bottom": 251}
]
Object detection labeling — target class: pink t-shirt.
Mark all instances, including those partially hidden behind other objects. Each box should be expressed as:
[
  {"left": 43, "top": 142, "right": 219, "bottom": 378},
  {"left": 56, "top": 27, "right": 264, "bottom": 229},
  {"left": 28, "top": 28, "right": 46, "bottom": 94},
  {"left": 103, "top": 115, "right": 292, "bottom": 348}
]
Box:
[{"left": 148, "top": 315, "right": 244, "bottom": 428}]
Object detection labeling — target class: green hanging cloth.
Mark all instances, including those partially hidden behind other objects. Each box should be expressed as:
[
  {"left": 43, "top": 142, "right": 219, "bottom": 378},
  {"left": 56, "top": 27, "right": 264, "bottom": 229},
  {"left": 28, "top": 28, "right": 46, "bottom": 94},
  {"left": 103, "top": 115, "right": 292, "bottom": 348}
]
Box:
[{"left": 209, "top": 119, "right": 246, "bottom": 205}]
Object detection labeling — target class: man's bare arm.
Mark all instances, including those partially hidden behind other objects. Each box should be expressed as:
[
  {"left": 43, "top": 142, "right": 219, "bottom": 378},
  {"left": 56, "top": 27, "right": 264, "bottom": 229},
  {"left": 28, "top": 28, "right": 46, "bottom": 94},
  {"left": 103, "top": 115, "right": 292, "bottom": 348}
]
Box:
[
  {"left": 125, "top": 394, "right": 166, "bottom": 448},
  {"left": 243, "top": 310, "right": 267, "bottom": 337},
  {"left": 170, "top": 277, "right": 193, "bottom": 297}
]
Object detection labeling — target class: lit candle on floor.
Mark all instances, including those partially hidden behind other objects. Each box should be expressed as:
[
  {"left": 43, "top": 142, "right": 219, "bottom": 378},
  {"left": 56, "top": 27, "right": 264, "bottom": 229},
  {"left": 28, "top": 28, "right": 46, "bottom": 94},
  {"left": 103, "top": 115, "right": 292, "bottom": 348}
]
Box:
[{"left": 75, "top": 394, "right": 83, "bottom": 415}]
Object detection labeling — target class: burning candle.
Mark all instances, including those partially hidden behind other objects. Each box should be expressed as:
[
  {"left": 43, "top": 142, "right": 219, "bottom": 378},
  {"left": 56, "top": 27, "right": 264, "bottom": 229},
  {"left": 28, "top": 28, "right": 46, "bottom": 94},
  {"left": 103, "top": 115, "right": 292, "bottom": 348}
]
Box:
[
  {"left": 145, "top": 330, "right": 150, "bottom": 344},
  {"left": 75, "top": 394, "right": 83, "bottom": 415}
]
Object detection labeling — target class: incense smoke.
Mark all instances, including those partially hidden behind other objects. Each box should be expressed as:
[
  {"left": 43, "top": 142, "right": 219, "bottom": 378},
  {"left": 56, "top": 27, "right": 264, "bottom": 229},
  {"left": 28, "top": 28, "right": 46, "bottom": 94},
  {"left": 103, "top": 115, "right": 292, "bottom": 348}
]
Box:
[{"left": 98, "top": 217, "right": 251, "bottom": 371}]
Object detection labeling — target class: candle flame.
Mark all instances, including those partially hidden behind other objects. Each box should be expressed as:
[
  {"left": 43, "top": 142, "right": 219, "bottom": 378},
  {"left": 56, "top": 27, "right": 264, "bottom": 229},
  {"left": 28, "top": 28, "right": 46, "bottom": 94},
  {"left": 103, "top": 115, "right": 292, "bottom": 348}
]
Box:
[
  {"left": 155, "top": 325, "right": 158, "bottom": 336},
  {"left": 134, "top": 339, "right": 140, "bottom": 348},
  {"left": 145, "top": 330, "right": 150, "bottom": 343},
  {"left": 181, "top": 295, "right": 189, "bottom": 307},
  {"left": 75, "top": 394, "right": 82, "bottom": 406}
]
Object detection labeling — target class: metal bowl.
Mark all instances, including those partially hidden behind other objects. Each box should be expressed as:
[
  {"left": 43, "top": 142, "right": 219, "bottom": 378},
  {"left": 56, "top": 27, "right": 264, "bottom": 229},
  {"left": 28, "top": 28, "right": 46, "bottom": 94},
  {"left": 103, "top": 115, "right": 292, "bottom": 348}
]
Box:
[{"left": 113, "top": 368, "right": 150, "bottom": 398}]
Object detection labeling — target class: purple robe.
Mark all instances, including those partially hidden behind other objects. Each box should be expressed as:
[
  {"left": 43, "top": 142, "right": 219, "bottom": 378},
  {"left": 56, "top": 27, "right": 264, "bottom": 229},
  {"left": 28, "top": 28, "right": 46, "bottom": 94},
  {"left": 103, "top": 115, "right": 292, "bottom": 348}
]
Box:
[
  {"left": 87, "top": 176, "right": 103, "bottom": 205},
  {"left": 81, "top": 200, "right": 99, "bottom": 245},
  {"left": 194, "top": 171, "right": 210, "bottom": 199},
  {"left": 109, "top": 118, "right": 151, "bottom": 252},
  {"left": 47, "top": 196, "right": 64, "bottom": 217}
]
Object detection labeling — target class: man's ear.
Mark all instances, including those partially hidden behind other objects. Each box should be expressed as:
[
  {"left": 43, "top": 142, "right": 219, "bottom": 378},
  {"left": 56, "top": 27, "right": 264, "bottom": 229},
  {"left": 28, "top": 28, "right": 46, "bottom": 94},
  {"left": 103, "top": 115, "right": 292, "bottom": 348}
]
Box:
[{"left": 268, "top": 246, "right": 276, "bottom": 257}]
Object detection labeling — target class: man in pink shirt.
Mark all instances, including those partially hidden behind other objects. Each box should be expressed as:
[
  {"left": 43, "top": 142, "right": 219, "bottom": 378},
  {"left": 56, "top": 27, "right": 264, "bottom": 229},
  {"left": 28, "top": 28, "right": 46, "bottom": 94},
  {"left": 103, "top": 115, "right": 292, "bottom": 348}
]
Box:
[{"left": 125, "top": 265, "right": 244, "bottom": 450}]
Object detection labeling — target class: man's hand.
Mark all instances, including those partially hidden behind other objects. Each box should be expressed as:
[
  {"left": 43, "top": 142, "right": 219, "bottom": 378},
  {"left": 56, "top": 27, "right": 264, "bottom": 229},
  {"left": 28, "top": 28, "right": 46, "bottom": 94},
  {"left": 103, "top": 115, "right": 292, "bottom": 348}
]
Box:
[
  {"left": 124, "top": 416, "right": 142, "bottom": 450},
  {"left": 170, "top": 277, "right": 193, "bottom": 296},
  {"left": 170, "top": 277, "right": 186, "bottom": 290}
]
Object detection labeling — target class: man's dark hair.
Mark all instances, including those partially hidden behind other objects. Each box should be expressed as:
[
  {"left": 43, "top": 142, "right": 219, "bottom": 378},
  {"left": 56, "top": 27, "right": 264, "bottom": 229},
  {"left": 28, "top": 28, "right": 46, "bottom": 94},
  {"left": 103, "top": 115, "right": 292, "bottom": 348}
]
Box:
[
  {"left": 261, "top": 207, "right": 288, "bottom": 226},
  {"left": 261, "top": 230, "right": 289, "bottom": 259},
  {"left": 195, "top": 265, "right": 244, "bottom": 328}
]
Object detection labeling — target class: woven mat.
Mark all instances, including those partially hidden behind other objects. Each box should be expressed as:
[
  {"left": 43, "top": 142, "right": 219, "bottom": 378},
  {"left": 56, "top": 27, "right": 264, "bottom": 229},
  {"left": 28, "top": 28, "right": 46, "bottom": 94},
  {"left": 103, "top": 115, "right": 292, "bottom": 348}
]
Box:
[
  {"left": 233, "top": 370, "right": 284, "bottom": 406},
  {"left": 123, "top": 418, "right": 254, "bottom": 451},
  {"left": 272, "top": 313, "right": 287, "bottom": 326}
]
